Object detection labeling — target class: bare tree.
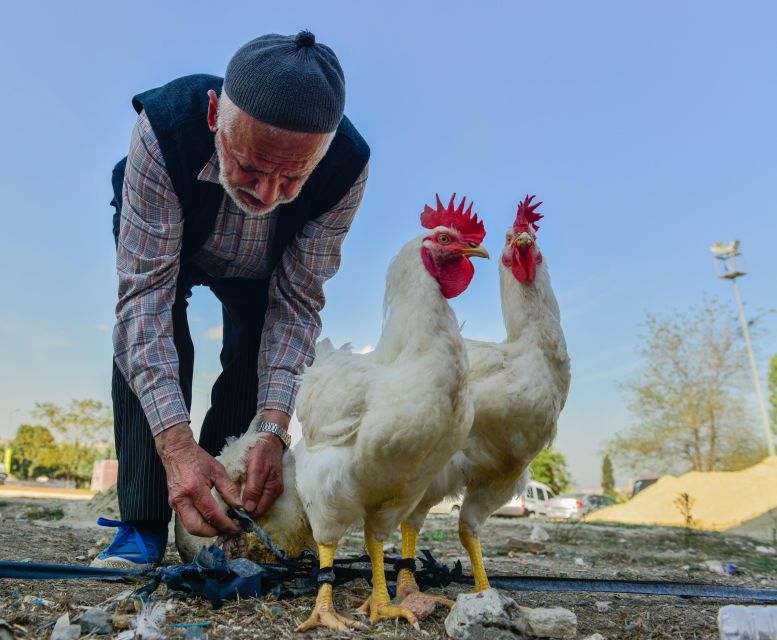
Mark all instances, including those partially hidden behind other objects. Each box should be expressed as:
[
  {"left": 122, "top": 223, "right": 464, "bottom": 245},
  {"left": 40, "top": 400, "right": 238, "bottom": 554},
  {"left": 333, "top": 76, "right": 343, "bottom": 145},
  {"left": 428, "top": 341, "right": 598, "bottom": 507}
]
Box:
[{"left": 608, "top": 298, "right": 766, "bottom": 476}]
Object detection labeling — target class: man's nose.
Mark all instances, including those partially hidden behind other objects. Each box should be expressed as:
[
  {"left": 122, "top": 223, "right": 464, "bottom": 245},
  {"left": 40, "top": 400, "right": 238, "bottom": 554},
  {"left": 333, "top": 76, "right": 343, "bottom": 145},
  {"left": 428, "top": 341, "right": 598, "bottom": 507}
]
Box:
[{"left": 254, "top": 174, "right": 281, "bottom": 206}]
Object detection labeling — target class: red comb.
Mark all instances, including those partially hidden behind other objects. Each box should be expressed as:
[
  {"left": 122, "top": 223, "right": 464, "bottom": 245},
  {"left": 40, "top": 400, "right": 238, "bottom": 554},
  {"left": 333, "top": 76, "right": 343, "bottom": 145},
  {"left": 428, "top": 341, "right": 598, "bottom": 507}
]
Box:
[
  {"left": 513, "top": 195, "right": 543, "bottom": 233},
  {"left": 421, "top": 193, "right": 486, "bottom": 243}
]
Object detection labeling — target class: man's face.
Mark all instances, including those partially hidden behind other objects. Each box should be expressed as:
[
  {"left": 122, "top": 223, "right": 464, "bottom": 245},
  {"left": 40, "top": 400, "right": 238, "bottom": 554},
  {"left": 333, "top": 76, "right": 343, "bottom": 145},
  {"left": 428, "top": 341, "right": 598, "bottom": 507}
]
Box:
[{"left": 208, "top": 92, "right": 333, "bottom": 216}]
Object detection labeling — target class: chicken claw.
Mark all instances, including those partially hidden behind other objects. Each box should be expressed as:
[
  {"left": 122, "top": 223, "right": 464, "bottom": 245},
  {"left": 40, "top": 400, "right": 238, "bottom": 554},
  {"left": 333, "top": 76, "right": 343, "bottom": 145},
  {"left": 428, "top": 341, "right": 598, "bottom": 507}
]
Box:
[
  {"left": 296, "top": 543, "right": 367, "bottom": 633},
  {"left": 396, "top": 522, "right": 455, "bottom": 610},
  {"left": 363, "top": 526, "right": 420, "bottom": 630}
]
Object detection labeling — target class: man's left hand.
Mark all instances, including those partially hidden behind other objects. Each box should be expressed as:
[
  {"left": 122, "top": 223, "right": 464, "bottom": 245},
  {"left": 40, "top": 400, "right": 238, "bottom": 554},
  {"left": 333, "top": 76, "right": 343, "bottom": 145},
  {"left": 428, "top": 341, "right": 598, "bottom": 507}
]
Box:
[{"left": 243, "top": 410, "right": 289, "bottom": 518}]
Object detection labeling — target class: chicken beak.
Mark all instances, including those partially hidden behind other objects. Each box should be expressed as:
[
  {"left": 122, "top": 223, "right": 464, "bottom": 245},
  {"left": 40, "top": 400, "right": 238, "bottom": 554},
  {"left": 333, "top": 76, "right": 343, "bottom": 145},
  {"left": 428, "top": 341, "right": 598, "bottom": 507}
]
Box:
[
  {"left": 512, "top": 232, "right": 533, "bottom": 247},
  {"left": 462, "top": 245, "right": 490, "bottom": 259}
]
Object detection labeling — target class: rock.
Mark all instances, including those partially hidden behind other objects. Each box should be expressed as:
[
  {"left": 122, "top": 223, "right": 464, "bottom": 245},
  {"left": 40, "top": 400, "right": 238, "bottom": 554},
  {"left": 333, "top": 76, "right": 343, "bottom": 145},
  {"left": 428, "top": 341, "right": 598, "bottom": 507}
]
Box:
[
  {"left": 445, "top": 590, "right": 577, "bottom": 640},
  {"left": 594, "top": 601, "right": 611, "bottom": 613},
  {"left": 76, "top": 607, "right": 113, "bottom": 635},
  {"left": 718, "top": 605, "right": 777, "bottom": 640},
  {"left": 755, "top": 546, "right": 776, "bottom": 555},
  {"left": 183, "top": 628, "right": 208, "bottom": 640},
  {"left": 398, "top": 591, "right": 438, "bottom": 621},
  {"left": 51, "top": 613, "right": 82, "bottom": 640},
  {"left": 583, "top": 635, "right": 606, "bottom": 640},
  {"left": 75, "top": 555, "right": 86, "bottom": 561},
  {"left": 445, "top": 589, "right": 524, "bottom": 639},
  {"left": 529, "top": 525, "right": 550, "bottom": 542},
  {"left": 574, "top": 557, "right": 586, "bottom": 567},
  {"left": 507, "top": 538, "right": 545, "bottom": 554},
  {"left": 704, "top": 560, "right": 727, "bottom": 575},
  {"left": 522, "top": 607, "right": 577, "bottom": 639}
]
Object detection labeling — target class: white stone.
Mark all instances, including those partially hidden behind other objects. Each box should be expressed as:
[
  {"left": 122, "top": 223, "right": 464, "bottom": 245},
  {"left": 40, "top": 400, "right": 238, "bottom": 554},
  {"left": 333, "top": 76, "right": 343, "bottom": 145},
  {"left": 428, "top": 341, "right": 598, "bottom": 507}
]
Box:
[
  {"left": 704, "top": 560, "right": 727, "bottom": 575},
  {"left": 594, "top": 601, "right": 611, "bottom": 613},
  {"left": 50, "top": 614, "right": 81, "bottom": 640},
  {"left": 445, "top": 590, "right": 577, "bottom": 640},
  {"left": 718, "top": 605, "right": 777, "bottom": 639},
  {"left": 574, "top": 557, "right": 586, "bottom": 566},
  {"left": 522, "top": 607, "right": 578, "bottom": 639},
  {"left": 583, "top": 635, "right": 606, "bottom": 640},
  {"left": 529, "top": 525, "right": 550, "bottom": 542},
  {"left": 445, "top": 589, "right": 523, "bottom": 639},
  {"left": 755, "top": 546, "right": 776, "bottom": 555},
  {"left": 76, "top": 607, "right": 113, "bottom": 635}
]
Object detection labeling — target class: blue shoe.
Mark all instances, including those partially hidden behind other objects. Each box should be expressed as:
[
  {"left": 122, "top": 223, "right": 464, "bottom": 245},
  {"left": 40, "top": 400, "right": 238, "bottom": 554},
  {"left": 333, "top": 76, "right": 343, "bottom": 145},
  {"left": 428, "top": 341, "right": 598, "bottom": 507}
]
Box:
[{"left": 90, "top": 517, "right": 168, "bottom": 569}]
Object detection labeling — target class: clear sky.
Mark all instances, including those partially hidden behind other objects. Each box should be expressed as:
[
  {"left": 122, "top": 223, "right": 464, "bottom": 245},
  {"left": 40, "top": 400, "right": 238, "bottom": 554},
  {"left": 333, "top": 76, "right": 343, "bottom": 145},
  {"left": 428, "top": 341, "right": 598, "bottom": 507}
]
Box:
[{"left": 1, "top": 1, "right": 775, "bottom": 487}]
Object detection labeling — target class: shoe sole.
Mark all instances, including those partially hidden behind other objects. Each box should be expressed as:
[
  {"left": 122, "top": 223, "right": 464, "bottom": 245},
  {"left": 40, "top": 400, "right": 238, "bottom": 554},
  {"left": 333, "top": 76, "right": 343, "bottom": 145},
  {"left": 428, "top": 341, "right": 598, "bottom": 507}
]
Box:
[{"left": 90, "top": 557, "right": 152, "bottom": 570}]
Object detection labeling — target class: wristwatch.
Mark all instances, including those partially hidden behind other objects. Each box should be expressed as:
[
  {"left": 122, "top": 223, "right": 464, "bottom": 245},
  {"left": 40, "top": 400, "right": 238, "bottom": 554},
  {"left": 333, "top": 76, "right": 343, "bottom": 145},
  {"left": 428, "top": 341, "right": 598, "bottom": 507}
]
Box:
[{"left": 254, "top": 421, "right": 292, "bottom": 450}]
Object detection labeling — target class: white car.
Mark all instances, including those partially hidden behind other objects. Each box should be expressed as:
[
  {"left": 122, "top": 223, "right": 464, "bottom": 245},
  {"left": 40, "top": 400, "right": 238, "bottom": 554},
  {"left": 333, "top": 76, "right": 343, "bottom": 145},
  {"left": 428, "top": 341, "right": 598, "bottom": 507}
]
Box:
[
  {"left": 430, "top": 480, "right": 555, "bottom": 517},
  {"left": 494, "top": 480, "right": 554, "bottom": 517}
]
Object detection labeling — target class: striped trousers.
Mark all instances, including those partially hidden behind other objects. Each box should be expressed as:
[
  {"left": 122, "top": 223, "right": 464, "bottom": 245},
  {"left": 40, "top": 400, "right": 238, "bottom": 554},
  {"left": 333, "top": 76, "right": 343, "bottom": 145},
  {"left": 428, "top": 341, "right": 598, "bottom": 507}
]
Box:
[{"left": 112, "top": 277, "right": 269, "bottom": 522}]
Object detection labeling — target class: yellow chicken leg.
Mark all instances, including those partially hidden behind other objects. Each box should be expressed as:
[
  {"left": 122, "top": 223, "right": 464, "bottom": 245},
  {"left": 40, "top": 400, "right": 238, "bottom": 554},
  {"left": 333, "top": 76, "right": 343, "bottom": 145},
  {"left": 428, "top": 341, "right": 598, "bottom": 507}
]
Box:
[
  {"left": 396, "top": 522, "right": 454, "bottom": 608},
  {"left": 459, "top": 519, "right": 490, "bottom": 592},
  {"left": 296, "top": 543, "right": 367, "bottom": 633},
  {"left": 362, "top": 526, "right": 420, "bottom": 629}
]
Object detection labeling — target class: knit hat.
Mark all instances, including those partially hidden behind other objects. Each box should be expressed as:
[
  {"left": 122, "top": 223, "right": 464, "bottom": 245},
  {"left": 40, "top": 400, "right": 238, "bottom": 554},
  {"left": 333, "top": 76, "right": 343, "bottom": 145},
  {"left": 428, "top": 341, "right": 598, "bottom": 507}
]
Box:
[{"left": 224, "top": 30, "right": 345, "bottom": 133}]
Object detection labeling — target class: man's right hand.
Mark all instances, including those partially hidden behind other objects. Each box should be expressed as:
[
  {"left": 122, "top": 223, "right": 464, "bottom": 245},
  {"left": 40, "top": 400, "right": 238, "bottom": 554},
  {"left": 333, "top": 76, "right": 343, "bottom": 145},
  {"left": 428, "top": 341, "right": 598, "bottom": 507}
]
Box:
[{"left": 155, "top": 423, "right": 242, "bottom": 537}]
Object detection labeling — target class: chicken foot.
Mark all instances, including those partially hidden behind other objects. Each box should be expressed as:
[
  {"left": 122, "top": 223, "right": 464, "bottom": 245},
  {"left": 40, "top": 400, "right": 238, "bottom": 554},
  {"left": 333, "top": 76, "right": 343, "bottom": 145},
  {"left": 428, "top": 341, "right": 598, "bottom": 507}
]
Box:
[
  {"left": 459, "top": 519, "right": 490, "bottom": 592},
  {"left": 296, "top": 542, "right": 367, "bottom": 632},
  {"left": 395, "top": 522, "right": 455, "bottom": 607},
  {"left": 356, "top": 526, "right": 420, "bottom": 629}
]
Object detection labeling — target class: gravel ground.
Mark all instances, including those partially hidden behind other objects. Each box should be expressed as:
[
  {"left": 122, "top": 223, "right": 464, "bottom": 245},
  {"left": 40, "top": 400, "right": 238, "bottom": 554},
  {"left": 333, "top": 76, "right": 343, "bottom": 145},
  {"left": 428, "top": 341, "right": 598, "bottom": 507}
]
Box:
[{"left": 1, "top": 496, "right": 775, "bottom": 639}]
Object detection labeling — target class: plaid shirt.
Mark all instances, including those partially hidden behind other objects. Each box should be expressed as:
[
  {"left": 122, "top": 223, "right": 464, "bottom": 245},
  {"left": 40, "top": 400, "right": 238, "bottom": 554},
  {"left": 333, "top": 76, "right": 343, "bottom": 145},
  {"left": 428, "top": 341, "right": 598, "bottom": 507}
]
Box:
[{"left": 114, "top": 111, "right": 368, "bottom": 436}]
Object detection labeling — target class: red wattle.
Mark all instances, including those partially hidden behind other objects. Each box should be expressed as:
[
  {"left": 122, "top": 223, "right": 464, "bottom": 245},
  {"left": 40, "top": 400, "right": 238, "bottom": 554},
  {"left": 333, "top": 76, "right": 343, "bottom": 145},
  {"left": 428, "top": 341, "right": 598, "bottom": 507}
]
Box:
[
  {"left": 511, "top": 246, "right": 536, "bottom": 283},
  {"left": 422, "top": 249, "right": 475, "bottom": 299}
]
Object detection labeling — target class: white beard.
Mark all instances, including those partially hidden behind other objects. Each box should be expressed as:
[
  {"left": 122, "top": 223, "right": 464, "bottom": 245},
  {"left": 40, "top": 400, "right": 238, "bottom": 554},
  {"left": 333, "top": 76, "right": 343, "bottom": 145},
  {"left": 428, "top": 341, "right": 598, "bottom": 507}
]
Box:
[{"left": 214, "top": 136, "right": 296, "bottom": 217}]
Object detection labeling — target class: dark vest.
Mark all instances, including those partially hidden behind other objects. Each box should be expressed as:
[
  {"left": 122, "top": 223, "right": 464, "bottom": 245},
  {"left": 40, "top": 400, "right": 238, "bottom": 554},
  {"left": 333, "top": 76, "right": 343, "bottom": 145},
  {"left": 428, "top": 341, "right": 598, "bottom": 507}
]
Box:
[{"left": 111, "top": 74, "right": 370, "bottom": 275}]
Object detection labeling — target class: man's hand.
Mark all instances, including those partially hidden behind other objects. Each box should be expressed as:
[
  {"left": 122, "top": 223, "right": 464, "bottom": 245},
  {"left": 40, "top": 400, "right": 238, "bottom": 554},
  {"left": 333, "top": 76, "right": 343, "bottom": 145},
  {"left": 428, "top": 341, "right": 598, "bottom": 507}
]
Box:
[
  {"left": 243, "top": 410, "right": 289, "bottom": 518},
  {"left": 155, "top": 423, "right": 242, "bottom": 537}
]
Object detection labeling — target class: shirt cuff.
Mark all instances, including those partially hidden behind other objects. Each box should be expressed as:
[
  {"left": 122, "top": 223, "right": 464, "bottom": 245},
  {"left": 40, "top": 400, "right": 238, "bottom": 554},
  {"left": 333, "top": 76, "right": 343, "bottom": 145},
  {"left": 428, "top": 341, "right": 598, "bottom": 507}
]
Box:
[
  {"left": 257, "top": 370, "right": 298, "bottom": 416},
  {"left": 139, "top": 383, "right": 191, "bottom": 436}
]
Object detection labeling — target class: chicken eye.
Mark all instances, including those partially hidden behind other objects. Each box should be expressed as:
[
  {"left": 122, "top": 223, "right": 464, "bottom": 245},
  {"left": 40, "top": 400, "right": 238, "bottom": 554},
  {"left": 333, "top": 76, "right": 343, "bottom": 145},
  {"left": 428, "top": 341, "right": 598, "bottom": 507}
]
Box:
[
  {"left": 468, "top": 242, "right": 478, "bottom": 248},
  {"left": 437, "top": 233, "right": 451, "bottom": 245}
]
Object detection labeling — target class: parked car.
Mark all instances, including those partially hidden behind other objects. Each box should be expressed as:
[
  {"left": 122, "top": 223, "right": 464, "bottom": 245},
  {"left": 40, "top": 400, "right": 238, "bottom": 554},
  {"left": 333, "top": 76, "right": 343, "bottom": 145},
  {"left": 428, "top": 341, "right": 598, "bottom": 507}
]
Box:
[
  {"left": 430, "top": 480, "right": 555, "bottom": 517},
  {"left": 495, "top": 480, "right": 555, "bottom": 517},
  {"left": 428, "top": 496, "right": 462, "bottom": 515},
  {"left": 631, "top": 477, "right": 658, "bottom": 498},
  {"left": 545, "top": 493, "right": 617, "bottom": 519}
]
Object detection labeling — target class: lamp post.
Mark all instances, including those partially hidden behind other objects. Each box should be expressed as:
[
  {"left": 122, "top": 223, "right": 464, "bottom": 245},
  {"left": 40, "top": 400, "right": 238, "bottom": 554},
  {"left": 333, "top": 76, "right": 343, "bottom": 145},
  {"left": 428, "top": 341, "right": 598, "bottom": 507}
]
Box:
[{"left": 710, "top": 240, "right": 775, "bottom": 458}]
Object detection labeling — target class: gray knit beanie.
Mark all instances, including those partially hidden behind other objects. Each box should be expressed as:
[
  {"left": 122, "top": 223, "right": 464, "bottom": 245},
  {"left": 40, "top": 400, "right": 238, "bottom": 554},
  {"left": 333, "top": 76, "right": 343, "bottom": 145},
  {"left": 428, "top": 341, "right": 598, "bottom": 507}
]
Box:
[{"left": 224, "top": 30, "right": 345, "bottom": 133}]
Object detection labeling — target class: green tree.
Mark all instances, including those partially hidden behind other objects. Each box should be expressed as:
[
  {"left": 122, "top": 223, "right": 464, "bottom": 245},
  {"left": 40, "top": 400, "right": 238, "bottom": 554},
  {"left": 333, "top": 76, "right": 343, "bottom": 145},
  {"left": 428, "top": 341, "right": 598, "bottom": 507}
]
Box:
[
  {"left": 608, "top": 298, "right": 766, "bottom": 476},
  {"left": 32, "top": 399, "right": 114, "bottom": 457},
  {"left": 601, "top": 454, "right": 616, "bottom": 498},
  {"left": 10, "top": 424, "right": 59, "bottom": 479},
  {"left": 530, "top": 447, "right": 572, "bottom": 495},
  {"left": 55, "top": 442, "right": 102, "bottom": 488}
]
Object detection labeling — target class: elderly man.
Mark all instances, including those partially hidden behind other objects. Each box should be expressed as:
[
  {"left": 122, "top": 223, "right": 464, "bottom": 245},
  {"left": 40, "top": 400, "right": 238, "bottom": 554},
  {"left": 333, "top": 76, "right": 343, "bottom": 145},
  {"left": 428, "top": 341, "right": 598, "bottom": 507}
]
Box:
[{"left": 93, "top": 31, "right": 369, "bottom": 569}]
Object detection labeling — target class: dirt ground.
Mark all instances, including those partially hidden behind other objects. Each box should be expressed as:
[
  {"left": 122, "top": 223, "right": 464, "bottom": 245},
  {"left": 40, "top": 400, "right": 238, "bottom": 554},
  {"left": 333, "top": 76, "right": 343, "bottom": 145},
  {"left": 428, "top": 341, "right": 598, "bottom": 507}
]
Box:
[{"left": 1, "top": 495, "right": 776, "bottom": 639}]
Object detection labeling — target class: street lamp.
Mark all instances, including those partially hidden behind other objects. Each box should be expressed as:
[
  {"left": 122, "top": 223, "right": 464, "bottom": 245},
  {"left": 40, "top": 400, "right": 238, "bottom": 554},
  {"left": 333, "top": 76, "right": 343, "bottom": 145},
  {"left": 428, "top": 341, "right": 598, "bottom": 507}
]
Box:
[{"left": 710, "top": 240, "right": 775, "bottom": 458}]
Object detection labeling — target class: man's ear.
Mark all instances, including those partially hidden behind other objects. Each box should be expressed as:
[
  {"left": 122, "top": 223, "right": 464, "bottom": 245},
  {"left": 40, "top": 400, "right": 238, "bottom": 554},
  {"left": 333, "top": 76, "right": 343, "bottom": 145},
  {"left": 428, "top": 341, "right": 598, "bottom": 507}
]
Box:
[{"left": 207, "top": 89, "right": 219, "bottom": 133}]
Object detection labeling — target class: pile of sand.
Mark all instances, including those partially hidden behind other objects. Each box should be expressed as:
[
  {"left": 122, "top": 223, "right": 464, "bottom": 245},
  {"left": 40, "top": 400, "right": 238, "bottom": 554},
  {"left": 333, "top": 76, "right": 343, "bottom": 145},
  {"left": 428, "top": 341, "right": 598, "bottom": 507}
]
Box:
[{"left": 587, "top": 456, "right": 777, "bottom": 532}]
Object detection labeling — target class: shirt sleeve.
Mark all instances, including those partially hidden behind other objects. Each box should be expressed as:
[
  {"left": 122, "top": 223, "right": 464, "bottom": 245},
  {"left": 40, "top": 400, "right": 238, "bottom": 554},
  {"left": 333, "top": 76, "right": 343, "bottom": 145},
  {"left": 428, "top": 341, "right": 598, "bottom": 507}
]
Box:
[
  {"left": 257, "top": 163, "right": 369, "bottom": 415},
  {"left": 112, "top": 110, "right": 190, "bottom": 436}
]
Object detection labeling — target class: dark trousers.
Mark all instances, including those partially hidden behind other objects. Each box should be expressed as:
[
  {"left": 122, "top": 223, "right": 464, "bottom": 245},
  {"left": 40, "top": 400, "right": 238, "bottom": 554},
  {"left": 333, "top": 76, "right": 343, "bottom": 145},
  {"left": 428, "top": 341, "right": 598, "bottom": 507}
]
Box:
[{"left": 112, "top": 276, "right": 269, "bottom": 522}]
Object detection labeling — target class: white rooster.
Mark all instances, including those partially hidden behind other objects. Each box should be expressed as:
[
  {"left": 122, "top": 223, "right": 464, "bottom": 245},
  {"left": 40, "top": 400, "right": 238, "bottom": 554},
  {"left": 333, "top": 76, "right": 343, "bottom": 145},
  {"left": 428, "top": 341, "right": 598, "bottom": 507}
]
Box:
[
  {"left": 395, "top": 195, "right": 571, "bottom": 602},
  {"left": 176, "top": 195, "right": 489, "bottom": 632}
]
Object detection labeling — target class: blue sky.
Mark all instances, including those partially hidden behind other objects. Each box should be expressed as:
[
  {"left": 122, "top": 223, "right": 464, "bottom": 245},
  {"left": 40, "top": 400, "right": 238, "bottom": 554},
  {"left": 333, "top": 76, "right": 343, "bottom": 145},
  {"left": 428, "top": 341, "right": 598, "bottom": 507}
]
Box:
[{"left": 1, "top": 1, "right": 775, "bottom": 487}]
